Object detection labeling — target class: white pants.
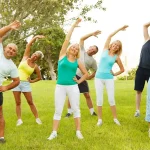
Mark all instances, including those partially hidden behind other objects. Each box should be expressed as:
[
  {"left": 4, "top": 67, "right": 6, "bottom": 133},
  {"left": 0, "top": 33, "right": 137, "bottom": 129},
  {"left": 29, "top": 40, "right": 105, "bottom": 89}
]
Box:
[
  {"left": 95, "top": 78, "right": 115, "bottom": 106},
  {"left": 54, "top": 84, "right": 80, "bottom": 120}
]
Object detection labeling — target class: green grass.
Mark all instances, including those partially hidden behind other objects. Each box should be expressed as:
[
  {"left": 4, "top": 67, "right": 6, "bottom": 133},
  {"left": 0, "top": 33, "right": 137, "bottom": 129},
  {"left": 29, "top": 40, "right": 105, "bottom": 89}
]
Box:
[{"left": 1, "top": 80, "right": 150, "bottom": 150}]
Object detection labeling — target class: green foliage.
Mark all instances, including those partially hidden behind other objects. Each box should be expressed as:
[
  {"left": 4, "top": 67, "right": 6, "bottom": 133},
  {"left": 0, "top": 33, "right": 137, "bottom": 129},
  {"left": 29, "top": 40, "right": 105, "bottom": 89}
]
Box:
[{"left": 117, "top": 67, "right": 138, "bottom": 80}]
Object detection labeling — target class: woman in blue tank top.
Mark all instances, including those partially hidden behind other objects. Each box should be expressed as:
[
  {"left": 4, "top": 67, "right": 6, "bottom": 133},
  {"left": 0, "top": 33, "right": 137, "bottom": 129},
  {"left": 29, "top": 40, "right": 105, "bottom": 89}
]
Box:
[
  {"left": 48, "top": 18, "right": 88, "bottom": 140},
  {"left": 95, "top": 25, "right": 128, "bottom": 126}
]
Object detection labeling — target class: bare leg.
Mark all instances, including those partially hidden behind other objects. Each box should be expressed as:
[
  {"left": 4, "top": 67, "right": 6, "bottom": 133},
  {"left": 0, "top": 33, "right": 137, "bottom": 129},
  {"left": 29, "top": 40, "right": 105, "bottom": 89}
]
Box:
[
  {"left": 136, "top": 91, "right": 142, "bottom": 111},
  {"left": 23, "top": 92, "right": 38, "bottom": 118},
  {"left": 110, "top": 105, "right": 117, "bottom": 119},
  {"left": 84, "top": 92, "right": 93, "bottom": 109},
  {"left": 97, "top": 106, "right": 102, "bottom": 119},
  {"left": 74, "top": 117, "right": 80, "bottom": 131},
  {"left": 13, "top": 91, "right": 22, "bottom": 119},
  {"left": 0, "top": 106, "right": 5, "bottom": 137},
  {"left": 52, "top": 120, "right": 60, "bottom": 131}
]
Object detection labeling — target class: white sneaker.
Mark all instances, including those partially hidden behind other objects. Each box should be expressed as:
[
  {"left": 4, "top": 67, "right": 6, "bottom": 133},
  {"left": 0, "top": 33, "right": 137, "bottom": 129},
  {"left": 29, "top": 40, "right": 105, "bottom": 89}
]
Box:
[
  {"left": 134, "top": 111, "right": 140, "bottom": 117},
  {"left": 114, "top": 119, "right": 121, "bottom": 126},
  {"left": 36, "top": 118, "right": 42, "bottom": 125},
  {"left": 47, "top": 132, "right": 57, "bottom": 140},
  {"left": 97, "top": 119, "right": 102, "bottom": 126},
  {"left": 16, "top": 119, "right": 23, "bottom": 126},
  {"left": 76, "top": 131, "right": 84, "bottom": 139}
]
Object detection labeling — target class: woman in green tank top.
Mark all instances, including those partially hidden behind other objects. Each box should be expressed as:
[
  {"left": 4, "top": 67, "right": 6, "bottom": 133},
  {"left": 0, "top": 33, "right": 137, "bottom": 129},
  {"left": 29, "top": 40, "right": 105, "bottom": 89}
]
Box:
[{"left": 48, "top": 18, "right": 88, "bottom": 140}]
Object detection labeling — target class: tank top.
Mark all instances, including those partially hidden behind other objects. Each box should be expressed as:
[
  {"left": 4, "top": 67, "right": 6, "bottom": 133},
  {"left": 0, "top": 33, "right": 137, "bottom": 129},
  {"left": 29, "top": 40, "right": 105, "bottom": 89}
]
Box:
[
  {"left": 18, "top": 60, "right": 35, "bottom": 81},
  {"left": 57, "top": 56, "right": 78, "bottom": 85},
  {"left": 96, "top": 50, "right": 117, "bottom": 79}
]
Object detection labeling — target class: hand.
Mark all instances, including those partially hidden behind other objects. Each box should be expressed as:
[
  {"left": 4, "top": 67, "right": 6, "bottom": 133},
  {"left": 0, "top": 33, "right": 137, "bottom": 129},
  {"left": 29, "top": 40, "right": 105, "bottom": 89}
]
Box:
[
  {"left": 27, "top": 77, "right": 32, "bottom": 83},
  {"left": 73, "top": 76, "right": 80, "bottom": 84},
  {"left": 9, "top": 20, "right": 21, "bottom": 30},
  {"left": 0, "top": 86, "right": 8, "bottom": 92},
  {"left": 110, "top": 70, "right": 115, "bottom": 76},
  {"left": 34, "top": 35, "right": 45, "bottom": 39},
  {"left": 73, "top": 18, "right": 82, "bottom": 27},
  {"left": 144, "top": 22, "right": 150, "bottom": 27},
  {"left": 121, "top": 25, "right": 129, "bottom": 31},
  {"left": 93, "top": 30, "right": 101, "bottom": 38}
]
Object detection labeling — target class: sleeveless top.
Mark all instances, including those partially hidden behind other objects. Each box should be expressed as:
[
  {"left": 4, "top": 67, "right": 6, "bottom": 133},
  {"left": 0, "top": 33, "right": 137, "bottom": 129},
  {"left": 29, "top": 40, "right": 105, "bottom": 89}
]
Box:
[
  {"left": 18, "top": 60, "right": 35, "bottom": 81},
  {"left": 96, "top": 50, "right": 117, "bottom": 79},
  {"left": 57, "top": 56, "right": 78, "bottom": 85}
]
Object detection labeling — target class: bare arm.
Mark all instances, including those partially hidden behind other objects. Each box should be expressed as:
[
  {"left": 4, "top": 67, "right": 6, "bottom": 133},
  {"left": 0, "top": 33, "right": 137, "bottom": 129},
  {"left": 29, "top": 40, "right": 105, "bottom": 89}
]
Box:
[
  {"left": 111, "top": 57, "right": 124, "bottom": 76},
  {"left": 0, "top": 77, "right": 20, "bottom": 92},
  {"left": 87, "top": 71, "right": 96, "bottom": 80},
  {"left": 0, "top": 21, "right": 21, "bottom": 42},
  {"left": 79, "top": 30, "right": 101, "bottom": 48},
  {"left": 73, "top": 60, "right": 88, "bottom": 84},
  {"left": 103, "top": 25, "right": 128, "bottom": 50},
  {"left": 59, "top": 18, "right": 81, "bottom": 59},
  {"left": 28, "top": 65, "right": 42, "bottom": 83},
  {"left": 22, "top": 35, "right": 45, "bottom": 60},
  {"left": 143, "top": 22, "right": 150, "bottom": 42}
]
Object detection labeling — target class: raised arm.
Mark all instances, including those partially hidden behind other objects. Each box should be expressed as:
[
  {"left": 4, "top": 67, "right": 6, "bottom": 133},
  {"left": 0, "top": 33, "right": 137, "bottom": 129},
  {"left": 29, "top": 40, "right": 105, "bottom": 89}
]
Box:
[
  {"left": 103, "top": 25, "right": 128, "bottom": 50},
  {"left": 79, "top": 30, "right": 101, "bottom": 48},
  {"left": 22, "top": 35, "right": 45, "bottom": 60},
  {"left": 59, "top": 18, "right": 81, "bottom": 59},
  {"left": 0, "top": 21, "right": 21, "bottom": 42},
  {"left": 143, "top": 22, "right": 150, "bottom": 42}
]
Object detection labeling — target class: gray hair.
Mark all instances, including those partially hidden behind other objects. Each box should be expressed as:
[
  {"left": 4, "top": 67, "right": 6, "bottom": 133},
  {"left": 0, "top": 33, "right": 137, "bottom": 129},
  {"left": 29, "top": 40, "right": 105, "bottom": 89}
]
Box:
[
  {"left": 7, "top": 43, "right": 18, "bottom": 51},
  {"left": 35, "top": 51, "right": 44, "bottom": 60}
]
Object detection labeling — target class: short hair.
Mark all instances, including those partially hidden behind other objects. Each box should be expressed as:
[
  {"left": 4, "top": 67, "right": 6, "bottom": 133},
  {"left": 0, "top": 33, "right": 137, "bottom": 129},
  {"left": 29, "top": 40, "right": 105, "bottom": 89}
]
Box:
[
  {"left": 93, "top": 45, "right": 99, "bottom": 52},
  {"left": 7, "top": 43, "right": 18, "bottom": 51},
  {"left": 35, "top": 51, "right": 44, "bottom": 60}
]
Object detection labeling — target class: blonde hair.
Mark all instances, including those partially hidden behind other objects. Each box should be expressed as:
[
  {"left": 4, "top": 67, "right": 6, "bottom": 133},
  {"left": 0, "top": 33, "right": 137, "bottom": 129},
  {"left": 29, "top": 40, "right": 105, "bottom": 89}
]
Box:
[
  {"left": 7, "top": 43, "right": 18, "bottom": 51},
  {"left": 66, "top": 43, "right": 80, "bottom": 59},
  {"left": 109, "top": 40, "right": 122, "bottom": 56},
  {"left": 35, "top": 51, "right": 44, "bottom": 60}
]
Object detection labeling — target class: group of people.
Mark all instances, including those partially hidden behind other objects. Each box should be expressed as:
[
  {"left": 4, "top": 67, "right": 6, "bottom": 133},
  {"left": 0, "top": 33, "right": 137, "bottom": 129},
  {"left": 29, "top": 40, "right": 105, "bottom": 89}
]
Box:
[{"left": 0, "top": 18, "right": 150, "bottom": 143}]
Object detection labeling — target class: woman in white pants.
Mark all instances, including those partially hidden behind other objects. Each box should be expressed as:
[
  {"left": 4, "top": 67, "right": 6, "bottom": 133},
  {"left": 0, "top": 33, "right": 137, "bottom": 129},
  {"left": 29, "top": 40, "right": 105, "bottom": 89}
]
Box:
[
  {"left": 47, "top": 18, "right": 88, "bottom": 140},
  {"left": 95, "top": 25, "right": 128, "bottom": 126}
]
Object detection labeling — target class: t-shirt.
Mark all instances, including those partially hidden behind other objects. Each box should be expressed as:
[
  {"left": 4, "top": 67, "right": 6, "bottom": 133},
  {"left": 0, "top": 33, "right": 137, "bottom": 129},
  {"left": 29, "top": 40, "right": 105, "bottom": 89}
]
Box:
[
  {"left": 0, "top": 43, "right": 18, "bottom": 85},
  {"left": 76, "top": 45, "right": 97, "bottom": 77},
  {"left": 139, "top": 40, "right": 150, "bottom": 69}
]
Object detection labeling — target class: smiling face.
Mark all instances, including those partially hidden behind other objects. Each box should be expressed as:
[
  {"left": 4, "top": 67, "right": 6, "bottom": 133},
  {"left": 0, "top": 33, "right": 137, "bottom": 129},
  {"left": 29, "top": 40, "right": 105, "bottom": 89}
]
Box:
[
  {"left": 87, "top": 46, "right": 98, "bottom": 56},
  {"left": 31, "top": 52, "right": 41, "bottom": 61},
  {"left": 4, "top": 43, "right": 18, "bottom": 59},
  {"left": 109, "top": 40, "right": 122, "bottom": 55},
  {"left": 67, "top": 43, "right": 80, "bottom": 58}
]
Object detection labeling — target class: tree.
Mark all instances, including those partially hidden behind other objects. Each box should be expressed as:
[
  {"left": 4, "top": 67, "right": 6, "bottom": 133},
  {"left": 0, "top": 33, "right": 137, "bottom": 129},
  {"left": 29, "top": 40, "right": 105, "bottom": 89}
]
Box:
[{"left": 0, "top": 0, "right": 105, "bottom": 79}]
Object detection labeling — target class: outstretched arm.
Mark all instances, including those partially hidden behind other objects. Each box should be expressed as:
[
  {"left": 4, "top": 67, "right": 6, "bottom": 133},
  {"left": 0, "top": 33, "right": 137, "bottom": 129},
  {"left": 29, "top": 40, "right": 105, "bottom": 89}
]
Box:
[
  {"left": 143, "top": 22, "right": 150, "bottom": 42},
  {"left": 0, "top": 21, "right": 21, "bottom": 42},
  {"left": 59, "top": 18, "right": 81, "bottom": 59},
  {"left": 79, "top": 30, "right": 101, "bottom": 48},
  {"left": 103, "top": 25, "right": 128, "bottom": 50},
  {"left": 22, "top": 35, "right": 45, "bottom": 60}
]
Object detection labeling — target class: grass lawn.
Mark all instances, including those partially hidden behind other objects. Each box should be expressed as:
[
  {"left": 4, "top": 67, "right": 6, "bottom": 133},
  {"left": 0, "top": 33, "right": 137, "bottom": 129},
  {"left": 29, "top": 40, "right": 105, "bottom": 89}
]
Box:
[{"left": 1, "top": 80, "right": 150, "bottom": 150}]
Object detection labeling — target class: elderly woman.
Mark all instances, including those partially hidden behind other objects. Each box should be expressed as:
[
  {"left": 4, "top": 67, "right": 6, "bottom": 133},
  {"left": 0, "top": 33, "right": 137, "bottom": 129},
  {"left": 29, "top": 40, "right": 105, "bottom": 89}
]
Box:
[{"left": 12, "top": 35, "right": 44, "bottom": 126}]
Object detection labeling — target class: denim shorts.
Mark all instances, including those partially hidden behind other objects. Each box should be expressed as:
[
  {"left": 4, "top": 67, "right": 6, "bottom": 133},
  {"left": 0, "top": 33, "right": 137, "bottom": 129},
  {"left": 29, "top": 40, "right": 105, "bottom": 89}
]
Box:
[{"left": 12, "top": 81, "right": 32, "bottom": 92}]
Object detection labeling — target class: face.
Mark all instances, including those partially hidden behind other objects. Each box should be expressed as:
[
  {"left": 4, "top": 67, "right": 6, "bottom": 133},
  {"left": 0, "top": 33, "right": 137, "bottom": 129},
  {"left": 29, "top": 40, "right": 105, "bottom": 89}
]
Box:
[
  {"left": 110, "top": 41, "right": 121, "bottom": 52},
  {"left": 4, "top": 44, "right": 17, "bottom": 59},
  {"left": 69, "top": 44, "right": 79, "bottom": 56},
  {"left": 31, "top": 52, "right": 40, "bottom": 61},
  {"left": 87, "top": 46, "right": 98, "bottom": 56}
]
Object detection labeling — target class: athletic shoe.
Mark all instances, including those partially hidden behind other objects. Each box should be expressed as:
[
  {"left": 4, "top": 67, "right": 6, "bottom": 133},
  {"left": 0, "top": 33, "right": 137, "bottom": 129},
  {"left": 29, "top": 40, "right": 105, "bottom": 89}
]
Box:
[
  {"left": 97, "top": 119, "right": 102, "bottom": 126},
  {"left": 47, "top": 132, "right": 57, "bottom": 140},
  {"left": 114, "top": 119, "right": 121, "bottom": 126},
  {"left": 16, "top": 119, "right": 23, "bottom": 126},
  {"left": 65, "top": 113, "right": 72, "bottom": 118},
  {"left": 0, "top": 138, "right": 6, "bottom": 144},
  {"left": 36, "top": 118, "right": 42, "bottom": 125},
  {"left": 92, "top": 112, "right": 97, "bottom": 116},
  {"left": 76, "top": 131, "right": 84, "bottom": 139},
  {"left": 134, "top": 111, "right": 140, "bottom": 117}
]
